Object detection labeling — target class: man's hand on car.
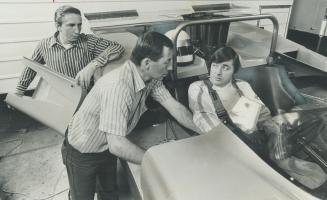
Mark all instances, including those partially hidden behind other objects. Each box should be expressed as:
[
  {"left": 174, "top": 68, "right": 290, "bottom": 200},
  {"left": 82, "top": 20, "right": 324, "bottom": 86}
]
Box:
[{"left": 75, "top": 60, "right": 100, "bottom": 89}]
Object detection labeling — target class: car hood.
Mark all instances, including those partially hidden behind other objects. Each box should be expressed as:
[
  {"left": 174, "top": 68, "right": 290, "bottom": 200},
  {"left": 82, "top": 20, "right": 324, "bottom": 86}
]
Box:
[{"left": 141, "top": 124, "right": 319, "bottom": 200}]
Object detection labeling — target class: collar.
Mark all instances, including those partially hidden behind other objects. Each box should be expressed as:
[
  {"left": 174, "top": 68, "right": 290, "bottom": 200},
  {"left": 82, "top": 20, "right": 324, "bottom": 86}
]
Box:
[
  {"left": 127, "top": 60, "right": 146, "bottom": 92},
  {"left": 49, "top": 32, "right": 85, "bottom": 49},
  {"left": 49, "top": 32, "right": 60, "bottom": 47},
  {"left": 212, "top": 81, "right": 233, "bottom": 91}
]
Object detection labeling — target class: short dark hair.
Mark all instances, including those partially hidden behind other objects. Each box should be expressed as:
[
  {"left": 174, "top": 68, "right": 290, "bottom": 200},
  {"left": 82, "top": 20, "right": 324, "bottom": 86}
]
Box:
[
  {"left": 208, "top": 46, "right": 241, "bottom": 73},
  {"left": 130, "top": 32, "right": 173, "bottom": 66},
  {"left": 55, "top": 5, "right": 81, "bottom": 26}
]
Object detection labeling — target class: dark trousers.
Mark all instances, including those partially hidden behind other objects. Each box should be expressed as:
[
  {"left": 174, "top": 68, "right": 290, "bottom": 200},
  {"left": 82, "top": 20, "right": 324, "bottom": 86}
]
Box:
[{"left": 61, "top": 139, "right": 118, "bottom": 200}]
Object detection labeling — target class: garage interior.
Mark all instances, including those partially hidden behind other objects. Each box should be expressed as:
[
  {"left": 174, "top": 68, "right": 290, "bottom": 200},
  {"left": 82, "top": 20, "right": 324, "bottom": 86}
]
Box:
[{"left": 1, "top": 0, "right": 327, "bottom": 200}]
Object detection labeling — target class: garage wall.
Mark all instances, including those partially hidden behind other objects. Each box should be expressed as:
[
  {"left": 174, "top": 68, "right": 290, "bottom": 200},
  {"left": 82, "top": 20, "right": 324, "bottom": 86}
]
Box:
[{"left": 0, "top": 0, "right": 293, "bottom": 94}]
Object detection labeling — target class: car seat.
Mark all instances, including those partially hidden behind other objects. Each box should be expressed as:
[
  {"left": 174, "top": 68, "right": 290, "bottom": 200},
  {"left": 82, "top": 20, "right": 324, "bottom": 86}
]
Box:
[{"left": 235, "top": 64, "right": 306, "bottom": 116}]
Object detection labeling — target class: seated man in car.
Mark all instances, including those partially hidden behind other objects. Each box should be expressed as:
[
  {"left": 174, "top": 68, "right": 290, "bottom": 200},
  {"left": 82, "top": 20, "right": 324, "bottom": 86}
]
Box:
[{"left": 188, "top": 46, "right": 327, "bottom": 190}]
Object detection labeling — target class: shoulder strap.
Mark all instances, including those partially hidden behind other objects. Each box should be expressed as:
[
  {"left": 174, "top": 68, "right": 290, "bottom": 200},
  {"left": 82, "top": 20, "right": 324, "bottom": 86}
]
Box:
[
  {"left": 203, "top": 78, "right": 261, "bottom": 148},
  {"left": 203, "top": 79, "right": 229, "bottom": 123},
  {"left": 232, "top": 79, "right": 244, "bottom": 97}
]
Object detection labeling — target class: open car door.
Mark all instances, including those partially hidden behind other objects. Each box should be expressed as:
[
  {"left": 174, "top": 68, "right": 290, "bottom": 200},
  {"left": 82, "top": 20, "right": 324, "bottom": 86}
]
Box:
[
  {"left": 5, "top": 57, "right": 85, "bottom": 135},
  {"left": 4, "top": 32, "right": 138, "bottom": 135}
]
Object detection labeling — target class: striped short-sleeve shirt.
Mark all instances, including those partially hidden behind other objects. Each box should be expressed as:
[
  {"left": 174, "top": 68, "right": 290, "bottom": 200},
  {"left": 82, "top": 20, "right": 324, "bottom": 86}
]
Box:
[
  {"left": 68, "top": 60, "right": 172, "bottom": 153},
  {"left": 16, "top": 32, "right": 124, "bottom": 92}
]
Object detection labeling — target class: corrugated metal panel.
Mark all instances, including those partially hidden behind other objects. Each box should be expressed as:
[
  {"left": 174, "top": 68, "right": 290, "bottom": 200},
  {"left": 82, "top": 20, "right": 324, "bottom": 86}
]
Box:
[
  {"left": 0, "top": 59, "right": 24, "bottom": 76},
  {"left": 0, "top": 23, "right": 55, "bottom": 41},
  {"left": 0, "top": 41, "right": 38, "bottom": 59}
]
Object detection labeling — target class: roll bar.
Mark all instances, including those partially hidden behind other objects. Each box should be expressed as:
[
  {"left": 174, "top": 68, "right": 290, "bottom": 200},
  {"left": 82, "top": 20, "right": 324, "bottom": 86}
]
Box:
[{"left": 171, "top": 14, "right": 279, "bottom": 82}]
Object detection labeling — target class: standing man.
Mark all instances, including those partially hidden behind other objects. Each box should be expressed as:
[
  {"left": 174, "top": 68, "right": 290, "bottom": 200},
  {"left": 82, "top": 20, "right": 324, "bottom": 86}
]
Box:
[
  {"left": 15, "top": 5, "right": 124, "bottom": 95},
  {"left": 62, "top": 31, "right": 201, "bottom": 200}
]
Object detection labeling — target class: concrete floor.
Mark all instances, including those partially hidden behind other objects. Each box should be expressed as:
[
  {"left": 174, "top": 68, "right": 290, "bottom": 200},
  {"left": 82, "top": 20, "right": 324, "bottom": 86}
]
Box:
[{"left": 0, "top": 118, "right": 134, "bottom": 200}]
